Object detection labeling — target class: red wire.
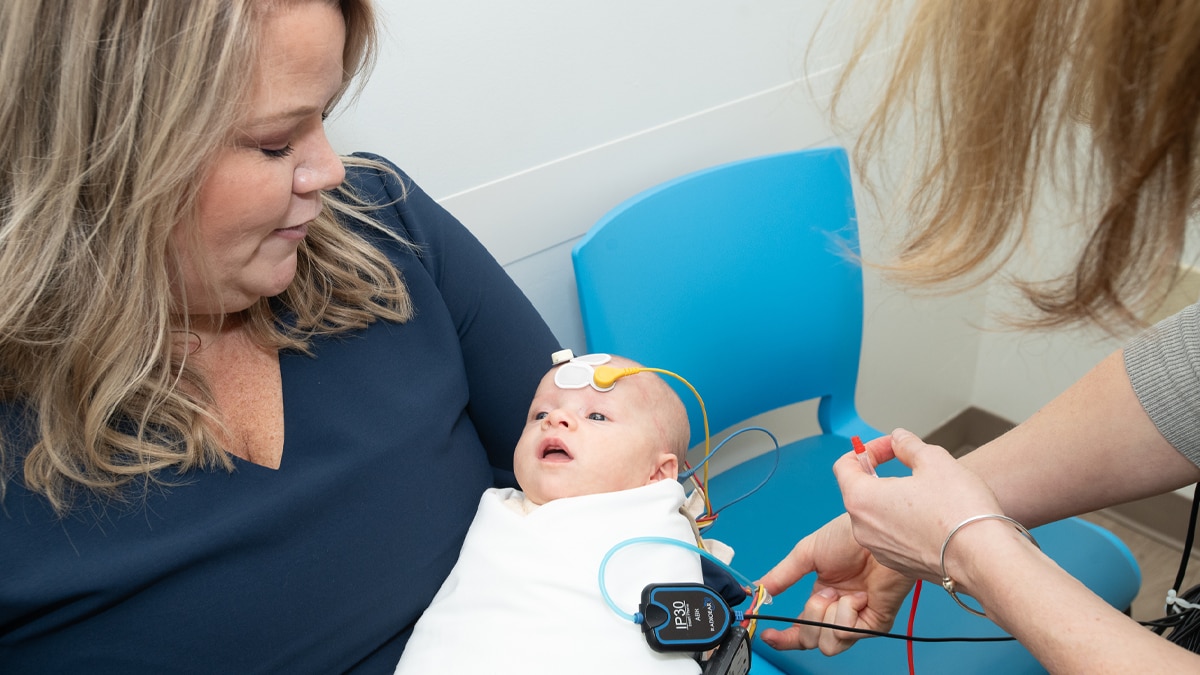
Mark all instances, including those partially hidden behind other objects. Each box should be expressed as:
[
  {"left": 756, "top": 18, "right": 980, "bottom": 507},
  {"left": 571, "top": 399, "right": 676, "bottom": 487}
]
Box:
[{"left": 907, "top": 579, "right": 923, "bottom": 675}]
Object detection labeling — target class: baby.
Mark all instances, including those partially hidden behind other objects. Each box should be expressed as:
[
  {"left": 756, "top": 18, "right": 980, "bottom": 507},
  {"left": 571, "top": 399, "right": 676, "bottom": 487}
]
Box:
[{"left": 395, "top": 353, "right": 705, "bottom": 674}]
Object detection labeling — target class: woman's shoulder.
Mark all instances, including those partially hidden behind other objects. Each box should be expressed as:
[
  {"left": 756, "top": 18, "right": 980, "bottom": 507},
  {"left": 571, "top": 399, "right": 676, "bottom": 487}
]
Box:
[
  {"left": 339, "top": 152, "right": 407, "bottom": 203},
  {"left": 335, "top": 152, "right": 446, "bottom": 241}
]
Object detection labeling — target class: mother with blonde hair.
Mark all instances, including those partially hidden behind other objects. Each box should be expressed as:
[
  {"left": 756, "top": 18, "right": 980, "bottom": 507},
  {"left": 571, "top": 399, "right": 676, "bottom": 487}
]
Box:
[
  {"left": 762, "top": 1, "right": 1200, "bottom": 671},
  {"left": 0, "top": 1, "right": 558, "bottom": 671}
]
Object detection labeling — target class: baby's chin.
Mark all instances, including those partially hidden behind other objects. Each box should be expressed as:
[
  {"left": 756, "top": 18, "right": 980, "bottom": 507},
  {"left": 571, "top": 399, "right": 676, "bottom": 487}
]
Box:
[
  {"left": 523, "top": 480, "right": 663, "bottom": 506},
  {"left": 520, "top": 481, "right": 591, "bottom": 507},
  {"left": 521, "top": 487, "right": 566, "bottom": 507},
  {"left": 514, "top": 466, "right": 578, "bottom": 506}
]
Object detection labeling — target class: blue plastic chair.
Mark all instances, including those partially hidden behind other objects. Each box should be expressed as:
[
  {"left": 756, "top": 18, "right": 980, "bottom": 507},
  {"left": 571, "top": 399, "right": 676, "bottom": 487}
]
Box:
[{"left": 572, "top": 148, "right": 1141, "bottom": 674}]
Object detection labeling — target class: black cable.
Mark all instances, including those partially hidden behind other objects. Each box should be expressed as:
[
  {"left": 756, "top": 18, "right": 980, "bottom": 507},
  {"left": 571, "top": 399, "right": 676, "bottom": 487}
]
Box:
[
  {"left": 1146, "top": 484, "right": 1200, "bottom": 653},
  {"left": 734, "top": 488, "right": 1200, "bottom": 651},
  {"left": 741, "top": 613, "right": 1015, "bottom": 643},
  {"left": 1141, "top": 614, "right": 1189, "bottom": 629},
  {"left": 1171, "top": 488, "right": 1200, "bottom": 592},
  {"left": 1157, "top": 584, "right": 1200, "bottom": 652}
]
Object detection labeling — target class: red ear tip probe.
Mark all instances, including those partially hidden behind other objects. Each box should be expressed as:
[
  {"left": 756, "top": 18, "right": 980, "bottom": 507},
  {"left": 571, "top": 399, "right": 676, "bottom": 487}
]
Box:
[{"left": 851, "top": 435, "right": 877, "bottom": 477}]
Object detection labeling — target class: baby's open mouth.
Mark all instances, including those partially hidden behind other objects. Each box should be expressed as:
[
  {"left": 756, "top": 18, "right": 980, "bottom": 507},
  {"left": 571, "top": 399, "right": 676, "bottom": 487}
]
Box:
[{"left": 539, "top": 440, "right": 573, "bottom": 462}]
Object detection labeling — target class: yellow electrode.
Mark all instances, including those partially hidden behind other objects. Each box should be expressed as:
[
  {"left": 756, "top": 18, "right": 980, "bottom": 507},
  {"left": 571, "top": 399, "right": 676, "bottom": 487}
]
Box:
[{"left": 592, "top": 365, "right": 642, "bottom": 389}]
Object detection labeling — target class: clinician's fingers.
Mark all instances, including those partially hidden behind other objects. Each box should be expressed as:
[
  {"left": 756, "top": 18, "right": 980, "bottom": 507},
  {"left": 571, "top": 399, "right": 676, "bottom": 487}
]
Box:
[
  {"left": 832, "top": 449, "right": 877, "bottom": 494},
  {"left": 796, "top": 586, "right": 840, "bottom": 651},
  {"left": 758, "top": 537, "right": 817, "bottom": 596},
  {"left": 759, "top": 586, "right": 839, "bottom": 651},
  {"left": 863, "top": 433, "right": 896, "bottom": 465},
  {"left": 758, "top": 625, "right": 805, "bottom": 651},
  {"left": 888, "top": 427, "right": 947, "bottom": 467},
  {"left": 812, "top": 592, "right": 869, "bottom": 656},
  {"left": 819, "top": 592, "right": 869, "bottom": 655}
]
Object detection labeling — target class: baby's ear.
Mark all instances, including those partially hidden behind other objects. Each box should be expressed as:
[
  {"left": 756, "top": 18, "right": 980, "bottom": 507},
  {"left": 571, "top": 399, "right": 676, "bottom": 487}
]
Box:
[{"left": 650, "top": 453, "right": 679, "bottom": 482}]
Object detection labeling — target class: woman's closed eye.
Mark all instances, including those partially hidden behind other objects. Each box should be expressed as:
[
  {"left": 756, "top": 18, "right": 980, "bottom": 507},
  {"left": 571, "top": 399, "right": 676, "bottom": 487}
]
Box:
[{"left": 260, "top": 144, "right": 295, "bottom": 159}]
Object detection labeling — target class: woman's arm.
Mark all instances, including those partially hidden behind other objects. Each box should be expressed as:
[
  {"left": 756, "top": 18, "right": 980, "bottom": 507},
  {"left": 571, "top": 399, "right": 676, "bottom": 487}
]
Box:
[
  {"left": 759, "top": 346, "right": 1200, "bottom": 659},
  {"left": 836, "top": 428, "right": 1200, "bottom": 671},
  {"left": 948, "top": 517, "right": 1200, "bottom": 673},
  {"left": 961, "top": 349, "right": 1200, "bottom": 527}
]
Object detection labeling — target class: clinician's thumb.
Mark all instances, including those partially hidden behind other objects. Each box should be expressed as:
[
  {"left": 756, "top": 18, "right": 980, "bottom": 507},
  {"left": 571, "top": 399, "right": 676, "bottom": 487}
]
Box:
[{"left": 888, "top": 428, "right": 935, "bottom": 469}]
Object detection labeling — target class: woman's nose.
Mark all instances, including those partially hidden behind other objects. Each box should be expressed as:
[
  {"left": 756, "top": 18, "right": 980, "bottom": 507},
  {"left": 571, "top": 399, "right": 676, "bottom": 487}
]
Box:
[{"left": 293, "top": 128, "right": 346, "bottom": 195}]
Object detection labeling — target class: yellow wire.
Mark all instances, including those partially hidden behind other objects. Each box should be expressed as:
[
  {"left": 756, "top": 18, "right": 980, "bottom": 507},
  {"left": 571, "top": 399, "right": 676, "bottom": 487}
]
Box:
[
  {"left": 593, "top": 364, "right": 774, "bottom": 641},
  {"left": 646, "top": 368, "right": 713, "bottom": 519},
  {"left": 745, "top": 584, "right": 769, "bottom": 638},
  {"left": 596, "top": 366, "right": 714, "bottom": 518}
]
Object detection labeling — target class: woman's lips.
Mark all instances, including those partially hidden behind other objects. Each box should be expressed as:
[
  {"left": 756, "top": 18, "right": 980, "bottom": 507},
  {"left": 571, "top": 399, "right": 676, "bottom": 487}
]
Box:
[{"left": 273, "top": 222, "right": 309, "bottom": 240}]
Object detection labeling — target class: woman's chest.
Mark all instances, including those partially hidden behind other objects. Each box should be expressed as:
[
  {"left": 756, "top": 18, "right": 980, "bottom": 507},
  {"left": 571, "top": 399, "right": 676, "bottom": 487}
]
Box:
[{"left": 203, "top": 340, "right": 285, "bottom": 468}]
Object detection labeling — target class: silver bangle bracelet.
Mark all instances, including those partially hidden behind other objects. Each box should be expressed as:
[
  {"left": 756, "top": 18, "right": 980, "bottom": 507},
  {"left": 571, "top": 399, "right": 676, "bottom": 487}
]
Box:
[{"left": 939, "top": 514, "right": 1040, "bottom": 618}]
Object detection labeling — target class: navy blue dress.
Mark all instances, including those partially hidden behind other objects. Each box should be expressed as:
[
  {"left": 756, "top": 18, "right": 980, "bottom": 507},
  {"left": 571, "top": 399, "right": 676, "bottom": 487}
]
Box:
[{"left": 0, "top": 155, "right": 561, "bottom": 673}]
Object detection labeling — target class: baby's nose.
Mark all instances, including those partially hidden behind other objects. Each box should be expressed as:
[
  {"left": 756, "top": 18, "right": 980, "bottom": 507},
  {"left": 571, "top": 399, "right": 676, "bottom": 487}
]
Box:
[{"left": 544, "top": 408, "right": 574, "bottom": 428}]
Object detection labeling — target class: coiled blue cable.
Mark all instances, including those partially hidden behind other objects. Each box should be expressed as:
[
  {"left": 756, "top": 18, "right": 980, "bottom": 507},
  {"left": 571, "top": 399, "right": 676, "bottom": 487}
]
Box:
[
  {"left": 597, "top": 535, "right": 757, "bottom": 624},
  {"left": 679, "top": 426, "right": 780, "bottom": 520}
]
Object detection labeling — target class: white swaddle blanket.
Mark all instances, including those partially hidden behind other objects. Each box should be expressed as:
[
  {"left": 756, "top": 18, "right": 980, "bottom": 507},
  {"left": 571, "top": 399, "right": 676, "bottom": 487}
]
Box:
[{"left": 395, "top": 479, "right": 703, "bottom": 674}]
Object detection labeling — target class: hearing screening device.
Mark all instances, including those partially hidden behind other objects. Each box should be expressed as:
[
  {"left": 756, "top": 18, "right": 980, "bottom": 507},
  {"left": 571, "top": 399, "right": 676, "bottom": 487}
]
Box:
[
  {"left": 639, "top": 583, "right": 751, "bottom": 675},
  {"left": 639, "top": 583, "right": 732, "bottom": 653}
]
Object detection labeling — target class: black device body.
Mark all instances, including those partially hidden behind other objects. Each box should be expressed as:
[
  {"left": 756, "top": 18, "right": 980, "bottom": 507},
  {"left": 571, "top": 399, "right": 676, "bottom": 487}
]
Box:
[
  {"left": 640, "top": 583, "right": 732, "bottom": 653},
  {"left": 701, "top": 624, "right": 752, "bottom": 675}
]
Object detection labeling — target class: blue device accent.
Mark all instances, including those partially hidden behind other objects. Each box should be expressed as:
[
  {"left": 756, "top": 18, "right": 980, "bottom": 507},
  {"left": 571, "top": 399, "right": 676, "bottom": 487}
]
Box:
[{"left": 640, "top": 584, "right": 731, "bottom": 653}]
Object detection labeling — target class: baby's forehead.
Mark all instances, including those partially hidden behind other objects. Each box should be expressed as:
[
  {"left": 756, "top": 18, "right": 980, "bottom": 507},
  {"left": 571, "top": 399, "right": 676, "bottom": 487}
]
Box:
[
  {"left": 537, "top": 352, "right": 678, "bottom": 410},
  {"left": 535, "top": 368, "right": 656, "bottom": 405}
]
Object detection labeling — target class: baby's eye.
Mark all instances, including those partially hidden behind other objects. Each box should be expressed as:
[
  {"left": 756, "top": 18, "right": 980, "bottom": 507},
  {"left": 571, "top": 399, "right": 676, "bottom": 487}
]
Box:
[
  {"left": 587, "top": 412, "right": 608, "bottom": 421},
  {"left": 533, "top": 411, "right": 548, "bottom": 421}
]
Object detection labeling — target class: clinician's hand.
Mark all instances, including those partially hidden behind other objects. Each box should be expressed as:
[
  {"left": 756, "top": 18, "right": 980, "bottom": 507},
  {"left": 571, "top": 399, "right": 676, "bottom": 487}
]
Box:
[
  {"left": 756, "top": 513, "right": 913, "bottom": 656},
  {"left": 834, "top": 428, "right": 1005, "bottom": 582}
]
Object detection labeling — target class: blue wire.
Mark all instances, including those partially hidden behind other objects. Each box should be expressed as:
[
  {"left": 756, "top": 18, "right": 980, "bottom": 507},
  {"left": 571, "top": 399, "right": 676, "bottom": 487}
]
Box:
[
  {"left": 679, "top": 425, "right": 779, "bottom": 481},
  {"left": 678, "top": 426, "right": 781, "bottom": 521},
  {"left": 709, "top": 427, "right": 780, "bottom": 516},
  {"left": 598, "top": 535, "right": 757, "bottom": 624}
]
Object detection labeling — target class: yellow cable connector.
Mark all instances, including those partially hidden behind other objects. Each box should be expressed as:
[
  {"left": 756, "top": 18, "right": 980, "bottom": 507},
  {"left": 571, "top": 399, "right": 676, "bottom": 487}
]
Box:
[{"left": 592, "top": 365, "right": 643, "bottom": 389}]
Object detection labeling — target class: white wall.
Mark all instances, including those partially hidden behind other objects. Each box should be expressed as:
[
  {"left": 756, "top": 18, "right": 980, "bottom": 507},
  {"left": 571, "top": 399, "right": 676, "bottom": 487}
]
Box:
[{"left": 327, "top": 0, "right": 1065, "bottom": 452}]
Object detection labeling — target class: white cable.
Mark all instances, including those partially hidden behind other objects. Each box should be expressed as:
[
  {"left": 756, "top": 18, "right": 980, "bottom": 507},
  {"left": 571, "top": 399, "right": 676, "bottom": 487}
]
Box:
[{"left": 1165, "top": 588, "right": 1200, "bottom": 614}]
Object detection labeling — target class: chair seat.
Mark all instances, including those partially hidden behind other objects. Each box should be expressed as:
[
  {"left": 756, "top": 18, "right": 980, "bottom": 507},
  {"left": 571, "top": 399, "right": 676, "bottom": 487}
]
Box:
[{"left": 704, "top": 434, "right": 1142, "bottom": 675}]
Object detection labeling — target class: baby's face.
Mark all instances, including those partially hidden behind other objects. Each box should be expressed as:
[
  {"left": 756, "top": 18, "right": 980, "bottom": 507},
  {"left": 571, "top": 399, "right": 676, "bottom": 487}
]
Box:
[{"left": 513, "top": 369, "right": 679, "bottom": 505}]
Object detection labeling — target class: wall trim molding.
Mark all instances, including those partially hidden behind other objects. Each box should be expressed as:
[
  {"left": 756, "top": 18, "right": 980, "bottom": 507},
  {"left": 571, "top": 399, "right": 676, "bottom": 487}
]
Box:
[{"left": 925, "top": 406, "right": 1014, "bottom": 458}]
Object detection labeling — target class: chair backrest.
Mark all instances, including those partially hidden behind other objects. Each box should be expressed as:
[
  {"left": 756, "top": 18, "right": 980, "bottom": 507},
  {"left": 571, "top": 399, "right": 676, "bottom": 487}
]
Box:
[{"left": 572, "top": 147, "right": 868, "bottom": 445}]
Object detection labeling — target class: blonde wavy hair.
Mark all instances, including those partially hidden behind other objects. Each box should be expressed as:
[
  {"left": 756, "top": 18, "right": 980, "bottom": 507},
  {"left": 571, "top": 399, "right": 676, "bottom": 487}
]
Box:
[
  {"left": 834, "top": 0, "right": 1200, "bottom": 331},
  {"left": 0, "top": 0, "right": 413, "bottom": 514}
]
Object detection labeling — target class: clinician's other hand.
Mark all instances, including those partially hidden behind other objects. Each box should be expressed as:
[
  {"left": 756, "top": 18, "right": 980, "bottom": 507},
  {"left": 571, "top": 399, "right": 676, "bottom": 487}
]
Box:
[
  {"left": 757, "top": 512, "right": 913, "bottom": 656},
  {"left": 835, "top": 428, "right": 1004, "bottom": 582}
]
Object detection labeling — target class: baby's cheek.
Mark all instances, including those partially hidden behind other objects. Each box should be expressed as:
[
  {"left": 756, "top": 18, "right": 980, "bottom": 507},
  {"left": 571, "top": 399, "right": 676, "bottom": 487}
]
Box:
[{"left": 512, "top": 456, "right": 532, "bottom": 488}]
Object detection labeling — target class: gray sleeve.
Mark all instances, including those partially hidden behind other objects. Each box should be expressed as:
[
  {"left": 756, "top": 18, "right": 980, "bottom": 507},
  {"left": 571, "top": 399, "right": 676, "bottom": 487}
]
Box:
[{"left": 1124, "top": 302, "right": 1200, "bottom": 468}]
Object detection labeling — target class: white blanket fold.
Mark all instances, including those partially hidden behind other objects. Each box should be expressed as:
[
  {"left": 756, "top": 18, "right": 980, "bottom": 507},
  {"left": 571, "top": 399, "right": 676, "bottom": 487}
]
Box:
[{"left": 395, "top": 480, "right": 703, "bottom": 674}]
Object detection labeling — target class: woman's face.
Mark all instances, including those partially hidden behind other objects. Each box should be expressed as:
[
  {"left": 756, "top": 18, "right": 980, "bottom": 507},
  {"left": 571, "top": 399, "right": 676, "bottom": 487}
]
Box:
[{"left": 173, "top": 1, "right": 347, "bottom": 317}]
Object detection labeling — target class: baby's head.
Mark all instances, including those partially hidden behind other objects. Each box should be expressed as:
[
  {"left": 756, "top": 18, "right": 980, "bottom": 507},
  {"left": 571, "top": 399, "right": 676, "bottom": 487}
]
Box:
[{"left": 513, "top": 355, "right": 690, "bottom": 506}]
